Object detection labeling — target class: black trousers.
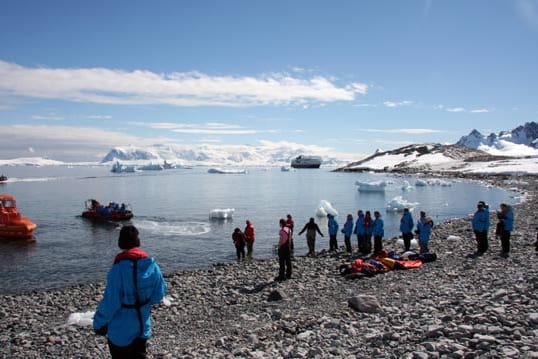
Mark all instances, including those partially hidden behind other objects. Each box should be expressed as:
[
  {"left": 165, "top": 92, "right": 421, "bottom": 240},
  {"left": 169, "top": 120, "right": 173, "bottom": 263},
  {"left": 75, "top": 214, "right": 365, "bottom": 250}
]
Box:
[
  {"left": 344, "top": 235, "right": 352, "bottom": 253},
  {"left": 402, "top": 232, "right": 413, "bottom": 251},
  {"left": 474, "top": 230, "right": 488, "bottom": 254},
  {"left": 108, "top": 338, "right": 147, "bottom": 359},
  {"left": 363, "top": 234, "right": 372, "bottom": 254},
  {"left": 278, "top": 245, "right": 292, "bottom": 279},
  {"left": 500, "top": 230, "right": 511, "bottom": 254},
  {"left": 374, "top": 235, "right": 383, "bottom": 254},
  {"left": 329, "top": 234, "right": 338, "bottom": 251},
  {"left": 236, "top": 245, "right": 245, "bottom": 261}
]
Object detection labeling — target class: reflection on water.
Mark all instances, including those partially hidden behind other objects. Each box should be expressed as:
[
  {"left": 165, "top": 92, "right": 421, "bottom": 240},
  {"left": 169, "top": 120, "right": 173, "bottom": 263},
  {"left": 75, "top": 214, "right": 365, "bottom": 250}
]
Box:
[{"left": 0, "top": 165, "right": 520, "bottom": 293}]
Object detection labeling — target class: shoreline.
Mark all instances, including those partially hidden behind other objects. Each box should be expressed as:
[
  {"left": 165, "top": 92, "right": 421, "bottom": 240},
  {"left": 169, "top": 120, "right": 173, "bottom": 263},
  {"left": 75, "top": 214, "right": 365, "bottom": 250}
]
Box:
[{"left": 1, "top": 174, "right": 537, "bottom": 358}]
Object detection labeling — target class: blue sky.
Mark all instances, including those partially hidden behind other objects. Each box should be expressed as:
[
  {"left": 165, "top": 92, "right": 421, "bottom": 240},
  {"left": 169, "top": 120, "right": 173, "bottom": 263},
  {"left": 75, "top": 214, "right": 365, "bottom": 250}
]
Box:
[{"left": 0, "top": 0, "right": 537, "bottom": 161}]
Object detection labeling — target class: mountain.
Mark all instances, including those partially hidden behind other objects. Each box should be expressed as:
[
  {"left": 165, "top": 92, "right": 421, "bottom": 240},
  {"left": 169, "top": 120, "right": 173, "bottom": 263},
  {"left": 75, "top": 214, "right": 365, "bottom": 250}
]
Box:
[
  {"left": 456, "top": 121, "right": 538, "bottom": 156},
  {"left": 100, "top": 143, "right": 362, "bottom": 167}
]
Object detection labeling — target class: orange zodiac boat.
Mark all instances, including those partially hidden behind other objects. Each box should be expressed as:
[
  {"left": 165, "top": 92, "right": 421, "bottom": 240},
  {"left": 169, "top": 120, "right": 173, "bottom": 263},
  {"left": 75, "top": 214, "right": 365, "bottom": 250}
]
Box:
[{"left": 0, "top": 194, "right": 37, "bottom": 240}]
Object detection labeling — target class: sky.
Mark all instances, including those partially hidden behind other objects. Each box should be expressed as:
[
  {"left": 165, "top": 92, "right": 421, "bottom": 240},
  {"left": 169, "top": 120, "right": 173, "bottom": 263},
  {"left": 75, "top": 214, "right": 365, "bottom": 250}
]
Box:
[{"left": 0, "top": 0, "right": 537, "bottom": 162}]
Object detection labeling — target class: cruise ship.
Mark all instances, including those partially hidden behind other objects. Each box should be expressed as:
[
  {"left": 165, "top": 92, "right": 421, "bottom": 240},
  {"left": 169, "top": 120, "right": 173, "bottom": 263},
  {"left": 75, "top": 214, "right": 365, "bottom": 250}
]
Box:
[{"left": 290, "top": 155, "right": 322, "bottom": 168}]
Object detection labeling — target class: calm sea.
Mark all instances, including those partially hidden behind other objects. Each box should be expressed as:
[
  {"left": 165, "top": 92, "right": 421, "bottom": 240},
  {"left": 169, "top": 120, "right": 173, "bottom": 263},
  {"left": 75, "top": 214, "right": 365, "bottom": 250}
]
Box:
[{"left": 0, "top": 165, "right": 519, "bottom": 294}]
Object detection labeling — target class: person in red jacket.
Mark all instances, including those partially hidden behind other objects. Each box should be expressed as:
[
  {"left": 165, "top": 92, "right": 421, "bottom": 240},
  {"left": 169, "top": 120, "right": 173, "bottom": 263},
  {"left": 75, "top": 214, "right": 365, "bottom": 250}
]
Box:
[{"left": 244, "top": 220, "right": 255, "bottom": 258}]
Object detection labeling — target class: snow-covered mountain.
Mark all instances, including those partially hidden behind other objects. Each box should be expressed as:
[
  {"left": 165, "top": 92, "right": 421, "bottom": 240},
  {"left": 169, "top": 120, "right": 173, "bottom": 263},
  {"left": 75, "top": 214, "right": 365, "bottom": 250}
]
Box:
[
  {"left": 456, "top": 122, "right": 538, "bottom": 156},
  {"left": 100, "top": 142, "right": 362, "bottom": 167}
]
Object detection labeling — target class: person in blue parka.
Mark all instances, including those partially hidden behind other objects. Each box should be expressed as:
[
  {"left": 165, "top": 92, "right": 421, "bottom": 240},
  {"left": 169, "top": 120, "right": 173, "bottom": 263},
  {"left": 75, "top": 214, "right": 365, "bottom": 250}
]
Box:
[
  {"left": 471, "top": 201, "right": 490, "bottom": 257},
  {"left": 93, "top": 225, "right": 167, "bottom": 359},
  {"left": 372, "top": 211, "right": 384, "bottom": 255},
  {"left": 327, "top": 214, "right": 339, "bottom": 251},
  {"left": 400, "top": 208, "right": 414, "bottom": 252},
  {"left": 341, "top": 213, "right": 354, "bottom": 254},
  {"left": 496, "top": 203, "right": 514, "bottom": 258},
  {"left": 353, "top": 210, "right": 366, "bottom": 254},
  {"left": 417, "top": 216, "right": 434, "bottom": 253}
]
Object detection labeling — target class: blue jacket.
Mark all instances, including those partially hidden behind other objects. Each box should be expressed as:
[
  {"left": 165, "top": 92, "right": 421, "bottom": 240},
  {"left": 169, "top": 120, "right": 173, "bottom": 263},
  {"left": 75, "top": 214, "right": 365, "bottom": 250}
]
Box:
[
  {"left": 417, "top": 221, "right": 432, "bottom": 243},
  {"left": 499, "top": 206, "right": 514, "bottom": 232},
  {"left": 399, "top": 212, "right": 414, "bottom": 234},
  {"left": 328, "top": 217, "right": 339, "bottom": 235},
  {"left": 472, "top": 207, "right": 490, "bottom": 232},
  {"left": 93, "top": 257, "right": 167, "bottom": 347},
  {"left": 372, "top": 217, "right": 384, "bottom": 237},
  {"left": 354, "top": 215, "right": 365, "bottom": 235},
  {"left": 341, "top": 218, "right": 354, "bottom": 237}
]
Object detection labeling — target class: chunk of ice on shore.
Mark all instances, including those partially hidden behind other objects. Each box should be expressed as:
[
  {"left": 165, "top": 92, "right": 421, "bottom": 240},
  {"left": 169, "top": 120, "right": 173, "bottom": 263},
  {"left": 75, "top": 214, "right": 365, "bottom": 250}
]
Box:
[
  {"left": 67, "top": 311, "right": 95, "bottom": 327},
  {"left": 396, "top": 238, "right": 419, "bottom": 248}
]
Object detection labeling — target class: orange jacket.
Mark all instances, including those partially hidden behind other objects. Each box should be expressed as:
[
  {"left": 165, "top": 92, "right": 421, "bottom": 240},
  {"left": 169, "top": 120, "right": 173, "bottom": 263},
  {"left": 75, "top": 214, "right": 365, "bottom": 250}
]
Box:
[{"left": 244, "top": 222, "right": 255, "bottom": 243}]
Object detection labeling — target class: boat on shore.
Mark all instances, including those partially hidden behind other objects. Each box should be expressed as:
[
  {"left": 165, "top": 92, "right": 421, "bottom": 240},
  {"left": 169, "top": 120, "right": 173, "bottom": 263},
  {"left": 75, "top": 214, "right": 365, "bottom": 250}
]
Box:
[
  {"left": 0, "top": 194, "right": 37, "bottom": 240},
  {"left": 81, "top": 199, "right": 133, "bottom": 221},
  {"left": 290, "top": 155, "right": 322, "bottom": 169}
]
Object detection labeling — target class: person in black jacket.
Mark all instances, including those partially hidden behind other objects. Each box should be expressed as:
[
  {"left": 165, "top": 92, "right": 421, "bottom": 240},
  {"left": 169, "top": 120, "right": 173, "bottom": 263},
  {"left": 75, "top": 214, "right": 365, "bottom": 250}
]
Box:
[{"left": 298, "top": 217, "right": 324, "bottom": 257}]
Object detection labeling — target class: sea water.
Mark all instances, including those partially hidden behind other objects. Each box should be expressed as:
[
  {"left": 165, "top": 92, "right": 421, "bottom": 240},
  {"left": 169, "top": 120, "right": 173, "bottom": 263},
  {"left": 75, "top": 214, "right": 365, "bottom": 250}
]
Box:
[{"left": 0, "top": 165, "right": 520, "bottom": 293}]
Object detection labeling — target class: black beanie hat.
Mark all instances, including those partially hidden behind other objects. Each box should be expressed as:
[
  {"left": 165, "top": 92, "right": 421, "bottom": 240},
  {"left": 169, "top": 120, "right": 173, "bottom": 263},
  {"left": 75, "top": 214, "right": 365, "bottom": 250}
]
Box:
[{"left": 118, "top": 225, "right": 140, "bottom": 250}]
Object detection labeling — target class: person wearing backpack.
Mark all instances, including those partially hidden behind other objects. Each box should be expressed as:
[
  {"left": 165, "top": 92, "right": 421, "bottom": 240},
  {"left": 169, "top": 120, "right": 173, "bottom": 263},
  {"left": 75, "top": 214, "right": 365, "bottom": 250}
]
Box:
[
  {"left": 93, "top": 225, "right": 167, "bottom": 359},
  {"left": 232, "top": 228, "right": 246, "bottom": 261},
  {"left": 496, "top": 203, "right": 514, "bottom": 258},
  {"left": 417, "top": 216, "right": 434, "bottom": 253},
  {"left": 276, "top": 218, "right": 292, "bottom": 281}
]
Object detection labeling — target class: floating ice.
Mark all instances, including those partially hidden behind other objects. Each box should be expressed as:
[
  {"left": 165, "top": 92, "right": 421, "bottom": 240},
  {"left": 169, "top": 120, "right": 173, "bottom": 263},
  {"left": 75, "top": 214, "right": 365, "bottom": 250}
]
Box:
[
  {"left": 415, "top": 178, "right": 452, "bottom": 187},
  {"left": 135, "top": 220, "right": 211, "bottom": 236},
  {"left": 315, "top": 200, "right": 338, "bottom": 217},
  {"left": 209, "top": 208, "right": 235, "bottom": 219},
  {"left": 401, "top": 180, "right": 413, "bottom": 191},
  {"left": 355, "top": 180, "right": 387, "bottom": 193},
  {"left": 280, "top": 166, "right": 291, "bottom": 172},
  {"left": 415, "top": 179, "right": 428, "bottom": 186},
  {"left": 386, "top": 196, "right": 419, "bottom": 212},
  {"left": 67, "top": 311, "right": 95, "bottom": 327},
  {"left": 208, "top": 168, "right": 247, "bottom": 174}
]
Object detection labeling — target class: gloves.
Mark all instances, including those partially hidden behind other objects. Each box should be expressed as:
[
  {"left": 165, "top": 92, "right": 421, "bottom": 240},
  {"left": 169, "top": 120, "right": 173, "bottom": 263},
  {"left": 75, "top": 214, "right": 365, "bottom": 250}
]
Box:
[{"left": 94, "top": 326, "right": 108, "bottom": 336}]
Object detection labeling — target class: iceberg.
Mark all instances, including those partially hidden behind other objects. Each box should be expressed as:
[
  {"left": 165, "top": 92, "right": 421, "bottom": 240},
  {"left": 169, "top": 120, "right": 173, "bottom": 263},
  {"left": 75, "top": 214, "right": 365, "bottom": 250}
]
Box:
[
  {"left": 207, "top": 168, "right": 247, "bottom": 174},
  {"left": 355, "top": 180, "right": 387, "bottom": 193},
  {"left": 386, "top": 196, "right": 419, "bottom": 212},
  {"left": 401, "top": 180, "right": 413, "bottom": 191},
  {"left": 315, "top": 200, "right": 338, "bottom": 217},
  {"left": 209, "top": 208, "right": 235, "bottom": 219}
]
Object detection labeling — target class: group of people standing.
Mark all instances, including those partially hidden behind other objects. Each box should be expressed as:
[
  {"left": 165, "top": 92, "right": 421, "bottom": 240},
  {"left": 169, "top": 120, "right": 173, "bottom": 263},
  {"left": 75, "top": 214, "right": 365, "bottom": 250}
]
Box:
[
  {"left": 231, "top": 220, "right": 256, "bottom": 261},
  {"left": 470, "top": 201, "right": 514, "bottom": 258}
]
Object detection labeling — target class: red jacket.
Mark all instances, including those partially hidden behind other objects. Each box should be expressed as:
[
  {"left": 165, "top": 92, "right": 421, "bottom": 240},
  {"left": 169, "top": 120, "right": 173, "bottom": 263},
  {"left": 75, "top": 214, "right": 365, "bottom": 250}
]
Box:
[{"left": 244, "top": 223, "right": 255, "bottom": 244}]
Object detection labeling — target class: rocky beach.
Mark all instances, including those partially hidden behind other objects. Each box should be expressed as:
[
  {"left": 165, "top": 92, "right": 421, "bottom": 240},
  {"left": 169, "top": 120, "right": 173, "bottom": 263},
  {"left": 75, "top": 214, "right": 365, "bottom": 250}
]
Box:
[{"left": 1, "top": 175, "right": 538, "bottom": 359}]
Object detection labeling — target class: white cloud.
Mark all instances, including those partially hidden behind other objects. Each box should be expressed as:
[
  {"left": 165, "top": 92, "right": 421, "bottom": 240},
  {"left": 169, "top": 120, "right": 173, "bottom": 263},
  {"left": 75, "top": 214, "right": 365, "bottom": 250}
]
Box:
[
  {"left": 137, "top": 122, "right": 259, "bottom": 135},
  {"left": 0, "top": 60, "right": 368, "bottom": 107},
  {"left": 383, "top": 100, "right": 414, "bottom": 108},
  {"left": 87, "top": 115, "right": 112, "bottom": 119},
  {"left": 470, "top": 108, "right": 490, "bottom": 113},
  {"left": 0, "top": 104, "right": 10, "bottom": 110},
  {"left": 446, "top": 107, "right": 466, "bottom": 113},
  {"left": 361, "top": 128, "right": 442, "bottom": 134},
  {"left": 517, "top": 0, "right": 538, "bottom": 30},
  {"left": 32, "top": 113, "right": 63, "bottom": 120}
]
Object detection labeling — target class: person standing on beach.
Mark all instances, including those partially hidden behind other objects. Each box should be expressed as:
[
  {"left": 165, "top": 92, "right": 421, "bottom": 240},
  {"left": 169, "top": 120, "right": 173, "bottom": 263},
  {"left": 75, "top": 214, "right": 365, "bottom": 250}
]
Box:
[
  {"left": 276, "top": 218, "right": 292, "bottom": 281},
  {"left": 400, "top": 208, "right": 414, "bottom": 252},
  {"left": 286, "top": 214, "right": 295, "bottom": 253},
  {"left": 232, "top": 228, "right": 246, "bottom": 261},
  {"left": 93, "top": 225, "right": 167, "bottom": 359},
  {"left": 341, "top": 213, "right": 354, "bottom": 254},
  {"left": 496, "top": 203, "right": 514, "bottom": 258},
  {"left": 354, "top": 210, "right": 366, "bottom": 254},
  {"left": 298, "top": 217, "right": 324, "bottom": 257},
  {"left": 244, "top": 220, "right": 255, "bottom": 258},
  {"left": 417, "top": 216, "right": 434, "bottom": 253},
  {"left": 471, "top": 201, "right": 490, "bottom": 257},
  {"left": 363, "top": 211, "right": 373, "bottom": 255},
  {"left": 327, "top": 214, "right": 339, "bottom": 251},
  {"left": 372, "top": 211, "right": 384, "bottom": 255}
]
